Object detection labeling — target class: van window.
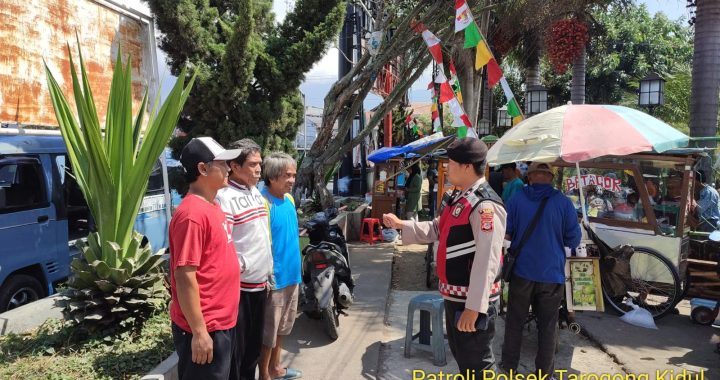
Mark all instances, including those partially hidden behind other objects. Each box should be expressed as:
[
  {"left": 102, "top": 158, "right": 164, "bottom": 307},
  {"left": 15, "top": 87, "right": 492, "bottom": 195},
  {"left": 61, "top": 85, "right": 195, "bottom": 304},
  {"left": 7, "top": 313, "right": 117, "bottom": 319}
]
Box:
[
  {"left": 57, "top": 156, "right": 94, "bottom": 240},
  {"left": 0, "top": 159, "right": 47, "bottom": 212}
]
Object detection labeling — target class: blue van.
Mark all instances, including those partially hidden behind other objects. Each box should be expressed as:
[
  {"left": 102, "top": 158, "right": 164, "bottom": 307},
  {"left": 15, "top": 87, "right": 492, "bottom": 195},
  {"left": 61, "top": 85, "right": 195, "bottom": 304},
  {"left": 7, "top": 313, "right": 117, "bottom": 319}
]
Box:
[{"left": 0, "top": 132, "right": 181, "bottom": 312}]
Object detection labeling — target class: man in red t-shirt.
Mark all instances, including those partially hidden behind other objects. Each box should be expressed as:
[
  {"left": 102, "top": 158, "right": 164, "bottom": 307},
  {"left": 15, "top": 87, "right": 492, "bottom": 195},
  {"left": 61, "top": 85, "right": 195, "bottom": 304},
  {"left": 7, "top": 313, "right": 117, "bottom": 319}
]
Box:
[{"left": 170, "top": 137, "right": 242, "bottom": 380}]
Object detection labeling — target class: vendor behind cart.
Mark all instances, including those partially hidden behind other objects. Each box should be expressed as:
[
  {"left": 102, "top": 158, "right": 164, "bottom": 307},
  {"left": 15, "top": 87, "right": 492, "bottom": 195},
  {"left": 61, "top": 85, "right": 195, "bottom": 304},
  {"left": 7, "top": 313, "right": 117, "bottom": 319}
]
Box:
[
  {"left": 383, "top": 138, "right": 506, "bottom": 373},
  {"left": 691, "top": 170, "right": 720, "bottom": 232}
]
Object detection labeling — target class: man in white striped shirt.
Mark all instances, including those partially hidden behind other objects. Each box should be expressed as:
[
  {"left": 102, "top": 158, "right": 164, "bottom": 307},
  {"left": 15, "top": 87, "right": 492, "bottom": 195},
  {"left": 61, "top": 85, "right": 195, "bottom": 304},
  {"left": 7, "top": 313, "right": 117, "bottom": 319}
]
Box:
[{"left": 216, "top": 139, "right": 273, "bottom": 380}]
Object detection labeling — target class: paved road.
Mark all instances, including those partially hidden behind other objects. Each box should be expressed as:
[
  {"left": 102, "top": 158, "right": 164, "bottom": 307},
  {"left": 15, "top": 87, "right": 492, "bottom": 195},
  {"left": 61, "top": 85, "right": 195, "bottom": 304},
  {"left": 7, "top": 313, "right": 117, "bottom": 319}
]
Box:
[
  {"left": 577, "top": 301, "right": 720, "bottom": 379},
  {"left": 278, "top": 243, "right": 394, "bottom": 380}
]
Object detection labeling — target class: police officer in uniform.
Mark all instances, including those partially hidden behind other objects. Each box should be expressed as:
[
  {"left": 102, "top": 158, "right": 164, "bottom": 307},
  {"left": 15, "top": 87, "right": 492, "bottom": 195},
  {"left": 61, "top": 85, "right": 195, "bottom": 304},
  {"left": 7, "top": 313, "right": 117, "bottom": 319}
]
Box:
[{"left": 383, "top": 138, "right": 506, "bottom": 373}]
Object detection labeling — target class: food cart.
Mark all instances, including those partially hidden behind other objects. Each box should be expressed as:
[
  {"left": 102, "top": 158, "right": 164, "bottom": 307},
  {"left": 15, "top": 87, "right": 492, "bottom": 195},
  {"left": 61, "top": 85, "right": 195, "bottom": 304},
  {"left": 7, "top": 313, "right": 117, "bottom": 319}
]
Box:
[
  {"left": 551, "top": 149, "right": 720, "bottom": 318},
  {"left": 484, "top": 103, "right": 719, "bottom": 320},
  {"left": 367, "top": 134, "right": 455, "bottom": 219},
  {"left": 370, "top": 158, "right": 404, "bottom": 219}
]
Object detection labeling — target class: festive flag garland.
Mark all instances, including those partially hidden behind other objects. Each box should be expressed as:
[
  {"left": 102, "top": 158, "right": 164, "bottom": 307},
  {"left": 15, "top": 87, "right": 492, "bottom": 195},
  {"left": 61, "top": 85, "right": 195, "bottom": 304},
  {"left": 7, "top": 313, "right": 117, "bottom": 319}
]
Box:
[
  {"left": 405, "top": 114, "right": 423, "bottom": 137},
  {"left": 453, "top": 0, "right": 526, "bottom": 127},
  {"left": 418, "top": 25, "right": 474, "bottom": 138},
  {"left": 448, "top": 62, "right": 463, "bottom": 104},
  {"left": 475, "top": 40, "right": 493, "bottom": 70},
  {"left": 455, "top": 0, "right": 481, "bottom": 48},
  {"left": 413, "top": 4, "right": 528, "bottom": 140}
]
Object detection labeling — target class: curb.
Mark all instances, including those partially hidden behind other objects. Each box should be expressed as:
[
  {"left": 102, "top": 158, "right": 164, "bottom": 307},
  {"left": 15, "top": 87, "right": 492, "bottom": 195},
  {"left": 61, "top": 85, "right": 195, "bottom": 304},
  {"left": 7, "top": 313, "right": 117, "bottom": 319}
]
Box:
[{"left": 141, "top": 352, "right": 178, "bottom": 380}]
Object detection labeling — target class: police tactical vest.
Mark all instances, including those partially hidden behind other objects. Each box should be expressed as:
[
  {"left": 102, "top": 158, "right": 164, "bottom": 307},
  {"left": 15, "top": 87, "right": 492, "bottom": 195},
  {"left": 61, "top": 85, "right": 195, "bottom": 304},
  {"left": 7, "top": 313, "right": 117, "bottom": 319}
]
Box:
[{"left": 437, "top": 183, "right": 504, "bottom": 303}]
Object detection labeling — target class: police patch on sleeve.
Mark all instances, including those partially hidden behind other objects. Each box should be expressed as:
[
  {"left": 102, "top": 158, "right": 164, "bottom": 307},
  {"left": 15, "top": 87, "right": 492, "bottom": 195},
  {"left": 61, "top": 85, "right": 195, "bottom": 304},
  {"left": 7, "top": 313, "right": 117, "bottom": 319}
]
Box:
[{"left": 480, "top": 207, "right": 494, "bottom": 232}]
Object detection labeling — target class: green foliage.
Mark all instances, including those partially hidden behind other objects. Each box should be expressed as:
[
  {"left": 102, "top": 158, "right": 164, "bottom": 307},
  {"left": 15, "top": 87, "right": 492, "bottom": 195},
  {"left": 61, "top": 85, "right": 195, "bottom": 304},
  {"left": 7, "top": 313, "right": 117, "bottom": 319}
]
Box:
[
  {"left": 617, "top": 66, "right": 692, "bottom": 133},
  {"left": 147, "top": 0, "right": 346, "bottom": 153},
  {"left": 391, "top": 106, "right": 413, "bottom": 146},
  {"left": 415, "top": 105, "right": 455, "bottom": 138},
  {"left": 539, "top": 3, "right": 693, "bottom": 130},
  {"left": 0, "top": 309, "right": 172, "bottom": 380},
  {"left": 45, "top": 42, "right": 192, "bottom": 330},
  {"left": 45, "top": 41, "right": 195, "bottom": 252},
  {"left": 584, "top": 3, "right": 692, "bottom": 104}
]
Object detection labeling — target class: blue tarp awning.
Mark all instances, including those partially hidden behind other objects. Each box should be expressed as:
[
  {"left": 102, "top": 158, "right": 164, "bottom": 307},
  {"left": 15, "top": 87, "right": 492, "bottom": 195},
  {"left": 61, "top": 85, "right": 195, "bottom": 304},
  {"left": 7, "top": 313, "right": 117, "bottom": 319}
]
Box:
[{"left": 368, "top": 134, "right": 454, "bottom": 163}]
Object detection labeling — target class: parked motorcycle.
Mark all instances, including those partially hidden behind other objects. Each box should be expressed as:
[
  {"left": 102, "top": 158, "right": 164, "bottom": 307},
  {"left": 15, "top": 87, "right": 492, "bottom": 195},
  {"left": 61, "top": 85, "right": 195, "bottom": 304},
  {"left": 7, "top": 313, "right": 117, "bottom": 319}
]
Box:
[{"left": 299, "top": 208, "right": 354, "bottom": 340}]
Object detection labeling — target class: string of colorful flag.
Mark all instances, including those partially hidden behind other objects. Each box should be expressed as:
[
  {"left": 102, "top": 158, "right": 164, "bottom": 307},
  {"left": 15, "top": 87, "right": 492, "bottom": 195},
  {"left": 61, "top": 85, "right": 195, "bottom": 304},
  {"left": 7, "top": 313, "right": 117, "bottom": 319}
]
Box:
[
  {"left": 418, "top": 26, "right": 478, "bottom": 138},
  {"left": 454, "top": 0, "right": 524, "bottom": 126},
  {"left": 409, "top": 0, "right": 526, "bottom": 139}
]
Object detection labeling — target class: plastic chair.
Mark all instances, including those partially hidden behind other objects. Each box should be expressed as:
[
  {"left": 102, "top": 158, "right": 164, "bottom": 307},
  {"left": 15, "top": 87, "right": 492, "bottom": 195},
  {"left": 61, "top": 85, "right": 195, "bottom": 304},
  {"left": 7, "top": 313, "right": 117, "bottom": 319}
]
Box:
[
  {"left": 360, "top": 218, "right": 383, "bottom": 244},
  {"left": 404, "top": 293, "right": 446, "bottom": 366}
]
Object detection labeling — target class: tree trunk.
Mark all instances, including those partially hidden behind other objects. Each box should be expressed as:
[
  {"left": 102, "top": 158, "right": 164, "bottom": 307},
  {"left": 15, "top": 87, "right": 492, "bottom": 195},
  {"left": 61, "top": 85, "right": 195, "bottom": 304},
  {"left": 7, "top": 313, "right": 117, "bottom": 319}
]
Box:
[
  {"left": 455, "top": 47, "right": 478, "bottom": 124},
  {"left": 452, "top": 2, "right": 490, "bottom": 127},
  {"left": 294, "top": 0, "right": 454, "bottom": 208},
  {"left": 690, "top": 0, "right": 720, "bottom": 179},
  {"left": 571, "top": 50, "right": 586, "bottom": 105},
  {"left": 526, "top": 60, "right": 541, "bottom": 86}
]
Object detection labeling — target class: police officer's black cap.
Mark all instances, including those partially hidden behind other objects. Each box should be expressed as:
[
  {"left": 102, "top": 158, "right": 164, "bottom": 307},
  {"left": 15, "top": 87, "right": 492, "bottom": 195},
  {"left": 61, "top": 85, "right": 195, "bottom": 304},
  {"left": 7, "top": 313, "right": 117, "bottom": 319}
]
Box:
[{"left": 446, "top": 138, "right": 488, "bottom": 164}]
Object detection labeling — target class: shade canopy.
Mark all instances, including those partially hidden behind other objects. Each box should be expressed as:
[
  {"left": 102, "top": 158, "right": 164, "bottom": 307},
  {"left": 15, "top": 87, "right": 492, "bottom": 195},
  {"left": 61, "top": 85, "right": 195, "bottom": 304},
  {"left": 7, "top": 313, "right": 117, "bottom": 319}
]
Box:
[{"left": 486, "top": 104, "right": 689, "bottom": 165}]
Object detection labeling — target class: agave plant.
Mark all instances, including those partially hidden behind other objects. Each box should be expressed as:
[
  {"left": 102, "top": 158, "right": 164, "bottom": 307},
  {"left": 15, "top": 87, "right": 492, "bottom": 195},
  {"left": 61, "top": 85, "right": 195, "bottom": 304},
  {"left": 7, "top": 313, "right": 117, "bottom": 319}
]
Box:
[
  {"left": 45, "top": 40, "right": 195, "bottom": 330},
  {"left": 62, "top": 232, "right": 167, "bottom": 328}
]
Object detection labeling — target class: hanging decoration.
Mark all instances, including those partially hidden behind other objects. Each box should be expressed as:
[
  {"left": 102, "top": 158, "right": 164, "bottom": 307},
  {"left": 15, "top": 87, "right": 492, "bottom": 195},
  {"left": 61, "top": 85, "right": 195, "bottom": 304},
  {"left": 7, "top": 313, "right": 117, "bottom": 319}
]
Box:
[
  {"left": 546, "top": 18, "right": 589, "bottom": 74},
  {"left": 453, "top": 0, "right": 526, "bottom": 127},
  {"left": 406, "top": 114, "right": 423, "bottom": 138},
  {"left": 427, "top": 81, "right": 442, "bottom": 133},
  {"left": 448, "top": 61, "right": 463, "bottom": 104},
  {"left": 417, "top": 24, "right": 474, "bottom": 138}
]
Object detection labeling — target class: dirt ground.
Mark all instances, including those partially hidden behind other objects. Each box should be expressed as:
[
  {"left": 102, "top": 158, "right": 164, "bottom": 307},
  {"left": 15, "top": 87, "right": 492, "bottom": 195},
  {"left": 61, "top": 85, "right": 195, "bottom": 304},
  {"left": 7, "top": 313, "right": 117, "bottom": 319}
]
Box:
[{"left": 391, "top": 243, "right": 435, "bottom": 291}]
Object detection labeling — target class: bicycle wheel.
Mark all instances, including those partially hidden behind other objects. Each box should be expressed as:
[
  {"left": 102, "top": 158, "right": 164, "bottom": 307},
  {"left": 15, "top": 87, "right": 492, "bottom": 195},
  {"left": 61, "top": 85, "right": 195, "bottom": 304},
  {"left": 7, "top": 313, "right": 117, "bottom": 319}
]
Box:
[{"left": 602, "top": 246, "right": 681, "bottom": 320}]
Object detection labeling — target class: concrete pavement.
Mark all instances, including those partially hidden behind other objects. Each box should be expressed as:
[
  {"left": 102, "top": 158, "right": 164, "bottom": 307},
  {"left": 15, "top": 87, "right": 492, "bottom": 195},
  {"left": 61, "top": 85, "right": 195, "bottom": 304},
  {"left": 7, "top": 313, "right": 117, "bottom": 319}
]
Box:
[
  {"left": 273, "top": 242, "right": 719, "bottom": 379},
  {"left": 576, "top": 301, "right": 720, "bottom": 379},
  {"left": 279, "top": 243, "right": 395, "bottom": 380}
]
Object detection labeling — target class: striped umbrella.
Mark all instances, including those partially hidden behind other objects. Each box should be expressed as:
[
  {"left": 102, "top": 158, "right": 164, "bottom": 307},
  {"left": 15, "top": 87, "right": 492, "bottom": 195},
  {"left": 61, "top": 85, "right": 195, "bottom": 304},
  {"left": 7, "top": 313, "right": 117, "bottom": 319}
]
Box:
[
  {"left": 486, "top": 104, "right": 689, "bottom": 165},
  {"left": 486, "top": 104, "right": 689, "bottom": 223}
]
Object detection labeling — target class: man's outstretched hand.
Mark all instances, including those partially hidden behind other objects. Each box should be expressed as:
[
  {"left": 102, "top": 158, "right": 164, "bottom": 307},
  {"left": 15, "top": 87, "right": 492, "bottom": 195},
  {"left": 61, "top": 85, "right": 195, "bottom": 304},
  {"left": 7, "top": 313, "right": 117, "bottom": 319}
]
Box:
[{"left": 383, "top": 213, "right": 403, "bottom": 229}]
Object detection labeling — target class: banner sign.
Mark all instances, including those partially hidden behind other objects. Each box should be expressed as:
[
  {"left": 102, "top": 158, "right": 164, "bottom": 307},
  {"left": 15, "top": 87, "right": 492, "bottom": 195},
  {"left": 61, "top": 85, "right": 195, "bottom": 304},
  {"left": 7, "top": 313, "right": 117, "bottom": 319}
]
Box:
[{"left": 566, "top": 174, "right": 622, "bottom": 193}]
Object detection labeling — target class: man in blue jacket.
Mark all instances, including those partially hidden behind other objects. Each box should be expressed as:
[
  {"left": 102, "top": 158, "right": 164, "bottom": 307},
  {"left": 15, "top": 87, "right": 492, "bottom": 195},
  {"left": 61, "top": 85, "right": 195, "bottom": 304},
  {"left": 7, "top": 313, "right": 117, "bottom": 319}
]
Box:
[{"left": 500, "top": 162, "right": 581, "bottom": 378}]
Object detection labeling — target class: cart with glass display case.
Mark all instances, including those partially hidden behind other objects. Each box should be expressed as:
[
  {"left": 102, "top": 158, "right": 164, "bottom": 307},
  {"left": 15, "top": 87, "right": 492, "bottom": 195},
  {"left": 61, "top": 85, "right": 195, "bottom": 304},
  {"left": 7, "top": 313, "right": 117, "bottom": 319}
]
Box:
[
  {"left": 370, "top": 159, "right": 404, "bottom": 219},
  {"left": 554, "top": 149, "right": 720, "bottom": 318}
]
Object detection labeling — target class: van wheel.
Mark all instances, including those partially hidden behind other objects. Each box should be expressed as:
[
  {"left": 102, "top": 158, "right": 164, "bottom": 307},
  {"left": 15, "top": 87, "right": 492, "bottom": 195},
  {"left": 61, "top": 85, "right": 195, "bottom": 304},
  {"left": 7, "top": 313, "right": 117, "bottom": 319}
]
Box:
[{"left": 0, "top": 274, "right": 44, "bottom": 312}]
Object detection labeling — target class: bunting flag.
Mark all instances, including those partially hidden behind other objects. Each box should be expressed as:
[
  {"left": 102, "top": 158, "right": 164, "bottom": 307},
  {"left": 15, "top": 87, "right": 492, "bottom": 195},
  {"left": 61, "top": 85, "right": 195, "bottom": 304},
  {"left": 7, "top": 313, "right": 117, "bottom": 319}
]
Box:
[
  {"left": 455, "top": 0, "right": 481, "bottom": 48},
  {"left": 448, "top": 2, "right": 526, "bottom": 130},
  {"left": 507, "top": 98, "right": 522, "bottom": 118},
  {"left": 499, "top": 77, "right": 514, "bottom": 100},
  {"left": 447, "top": 96, "right": 473, "bottom": 140},
  {"left": 475, "top": 41, "right": 493, "bottom": 70},
  {"left": 431, "top": 102, "right": 441, "bottom": 133},
  {"left": 448, "top": 62, "right": 463, "bottom": 104},
  {"left": 487, "top": 59, "right": 503, "bottom": 88},
  {"left": 435, "top": 64, "right": 448, "bottom": 83},
  {"left": 422, "top": 30, "right": 444, "bottom": 64},
  {"left": 500, "top": 78, "right": 523, "bottom": 119},
  {"left": 465, "top": 126, "right": 479, "bottom": 138},
  {"left": 457, "top": 126, "right": 468, "bottom": 138},
  {"left": 439, "top": 81, "right": 454, "bottom": 103},
  {"left": 406, "top": 115, "right": 423, "bottom": 137}
]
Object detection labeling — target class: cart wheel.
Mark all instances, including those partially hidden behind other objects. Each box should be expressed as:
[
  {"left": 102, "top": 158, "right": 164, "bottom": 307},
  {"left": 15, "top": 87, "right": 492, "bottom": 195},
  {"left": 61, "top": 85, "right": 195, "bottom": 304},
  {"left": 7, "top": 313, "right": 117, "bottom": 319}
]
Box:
[
  {"left": 601, "top": 246, "right": 681, "bottom": 320},
  {"left": 691, "top": 306, "right": 716, "bottom": 325},
  {"left": 569, "top": 323, "right": 582, "bottom": 335}
]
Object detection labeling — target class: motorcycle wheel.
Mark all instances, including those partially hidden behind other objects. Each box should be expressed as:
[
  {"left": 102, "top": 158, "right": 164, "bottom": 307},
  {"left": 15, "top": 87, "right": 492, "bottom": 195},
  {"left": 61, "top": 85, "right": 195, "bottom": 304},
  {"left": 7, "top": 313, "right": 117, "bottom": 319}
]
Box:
[{"left": 323, "top": 298, "right": 339, "bottom": 340}]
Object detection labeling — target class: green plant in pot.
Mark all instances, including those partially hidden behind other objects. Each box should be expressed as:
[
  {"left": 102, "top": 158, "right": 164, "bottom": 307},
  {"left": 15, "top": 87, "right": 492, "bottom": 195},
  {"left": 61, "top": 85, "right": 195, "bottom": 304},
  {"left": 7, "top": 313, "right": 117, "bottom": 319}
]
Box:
[{"left": 45, "top": 40, "right": 195, "bottom": 332}]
